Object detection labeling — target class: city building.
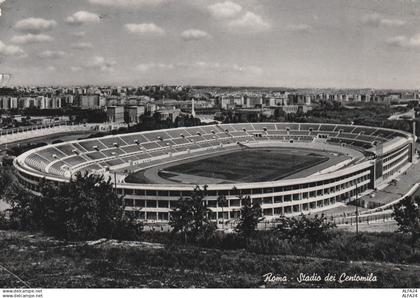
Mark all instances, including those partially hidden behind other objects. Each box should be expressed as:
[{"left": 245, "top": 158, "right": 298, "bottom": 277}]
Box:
[{"left": 107, "top": 106, "right": 125, "bottom": 123}]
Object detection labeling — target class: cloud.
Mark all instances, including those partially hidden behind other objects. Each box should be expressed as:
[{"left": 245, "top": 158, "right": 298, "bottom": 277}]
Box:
[
  {"left": 70, "top": 66, "right": 82, "bottom": 72},
  {"left": 228, "top": 11, "right": 270, "bottom": 32},
  {"left": 85, "top": 56, "right": 116, "bottom": 71},
  {"left": 71, "top": 56, "right": 115, "bottom": 72},
  {"left": 184, "top": 61, "right": 263, "bottom": 75},
  {"left": 71, "top": 31, "right": 86, "bottom": 37},
  {"left": 11, "top": 33, "right": 53, "bottom": 44},
  {"left": 136, "top": 61, "right": 263, "bottom": 76},
  {"left": 38, "top": 50, "right": 68, "bottom": 59},
  {"left": 362, "top": 13, "right": 406, "bottom": 27},
  {"left": 66, "top": 11, "right": 100, "bottom": 25},
  {"left": 0, "top": 40, "right": 25, "bottom": 57},
  {"left": 15, "top": 18, "right": 57, "bottom": 34},
  {"left": 208, "top": 1, "right": 242, "bottom": 19},
  {"left": 386, "top": 34, "right": 420, "bottom": 48},
  {"left": 181, "top": 29, "right": 211, "bottom": 41},
  {"left": 70, "top": 42, "right": 94, "bottom": 49},
  {"left": 125, "top": 23, "right": 165, "bottom": 35},
  {"left": 287, "top": 24, "right": 312, "bottom": 33},
  {"left": 47, "top": 66, "right": 56, "bottom": 71},
  {"left": 136, "top": 62, "right": 174, "bottom": 72},
  {"left": 0, "top": 0, "right": 5, "bottom": 17},
  {"left": 88, "top": 0, "right": 166, "bottom": 8}
]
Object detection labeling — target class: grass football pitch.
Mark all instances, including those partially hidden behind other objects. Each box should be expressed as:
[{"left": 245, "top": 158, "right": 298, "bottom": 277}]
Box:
[{"left": 163, "top": 148, "right": 328, "bottom": 183}]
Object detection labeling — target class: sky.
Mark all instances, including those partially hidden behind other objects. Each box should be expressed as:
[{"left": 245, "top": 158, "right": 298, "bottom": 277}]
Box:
[{"left": 0, "top": 0, "right": 420, "bottom": 88}]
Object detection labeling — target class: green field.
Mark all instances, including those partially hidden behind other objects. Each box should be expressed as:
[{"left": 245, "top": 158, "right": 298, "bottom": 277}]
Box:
[{"left": 162, "top": 148, "right": 328, "bottom": 183}]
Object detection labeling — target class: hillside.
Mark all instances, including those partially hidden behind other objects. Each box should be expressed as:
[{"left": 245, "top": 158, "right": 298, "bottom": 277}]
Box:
[{"left": 0, "top": 229, "right": 419, "bottom": 288}]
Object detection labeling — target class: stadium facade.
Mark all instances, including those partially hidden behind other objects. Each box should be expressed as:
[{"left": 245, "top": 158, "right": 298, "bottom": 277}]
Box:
[{"left": 14, "top": 122, "right": 416, "bottom": 222}]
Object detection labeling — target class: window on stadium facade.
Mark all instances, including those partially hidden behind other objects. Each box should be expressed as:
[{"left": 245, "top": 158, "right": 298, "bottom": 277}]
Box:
[
  {"left": 134, "top": 200, "right": 145, "bottom": 207},
  {"left": 158, "top": 200, "right": 169, "bottom": 208}
]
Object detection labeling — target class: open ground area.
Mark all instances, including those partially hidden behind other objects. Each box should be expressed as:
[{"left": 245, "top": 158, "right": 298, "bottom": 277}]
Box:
[
  {"left": 126, "top": 148, "right": 333, "bottom": 184},
  {"left": 0, "top": 229, "right": 419, "bottom": 288}
]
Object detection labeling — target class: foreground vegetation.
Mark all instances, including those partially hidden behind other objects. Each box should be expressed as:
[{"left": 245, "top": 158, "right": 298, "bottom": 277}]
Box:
[{"left": 0, "top": 229, "right": 419, "bottom": 288}]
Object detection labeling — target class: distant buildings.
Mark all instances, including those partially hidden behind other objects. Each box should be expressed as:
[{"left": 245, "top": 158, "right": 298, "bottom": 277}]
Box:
[
  {"left": 155, "top": 108, "right": 181, "bottom": 123},
  {"left": 106, "top": 106, "right": 124, "bottom": 123},
  {"left": 78, "top": 95, "right": 101, "bottom": 109},
  {"left": 0, "top": 97, "right": 17, "bottom": 110},
  {"left": 124, "top": 106, "right": 145, "bottom": 124},
  {"left": 1, "top": 85, "right": 420, "bottom": 128}
]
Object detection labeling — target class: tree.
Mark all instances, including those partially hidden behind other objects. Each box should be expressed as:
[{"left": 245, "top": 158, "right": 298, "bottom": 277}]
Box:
[
  {"left": 26, "top": 172, "right": 143, "bottom": 240},
  {"left": 217, "top": 194, "right": 227, "bottom": 228},
  {"left": 275, "top": 214, "right": 336, "bottom": 246},
  {"left": 235, "top": 196, "right": 262, "bottom": 238},
  {"left": 169, "top": 185, "right": 215, "bottom": 243},
  {"left": 393, "top": 196, "right": 420, "bottom": 252},
  {"left": 0, "top": 167, "right": 14, "bottom": 201},
  {"left": 5, "top": 183, "right": 36, "bottom": 230}
]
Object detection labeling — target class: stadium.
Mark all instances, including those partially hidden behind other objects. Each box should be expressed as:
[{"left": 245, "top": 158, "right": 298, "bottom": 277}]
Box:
[{"left": 13, "top": 122, "right": 416, "bottom": 223}]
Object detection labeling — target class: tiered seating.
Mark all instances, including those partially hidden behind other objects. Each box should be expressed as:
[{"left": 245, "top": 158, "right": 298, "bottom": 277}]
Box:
[
  {"left": 55, "top": 144, "right": 78, "bottom": 156},
  {"left": 229, "top": 131, "right": 249, "bottom": 137},
  {"left": 319, "top": 124, "right": 336, "bottom": 132},
  {"left": 122, "top": 145, "right": 143, "bottom": 153},
  {"left": 372, "top": 130, "right": 396, "bottom": 140},
  {"left": 289, "top": 130, "right": 308, "bottom": 136},
  {"left": 172, "top": 138, "right": 190, "bottom": 145},
  {"left": 335, "top": 125, "right": 355, "bottom": 133},
  {"left": 49, "top": 161, "right": 68, "bottom": 176},
  {"left": 142, "top": 131, "right": 172, "bottom": 142},
  {"left": 26, "top": 154, "right": 50, "bottom": 172},
  {"left": 99, "top": 136, "right": 127, "bottom": 148},
  {"left": 232, "top": 123, "right": 254, "bottom": 131},
  {"left": 267, "top": 130, "right": 287, "bottom": 135},
  {"left": 72, "top": 143, "right": 88, "bottom": 153},
  {"left": 23, "top": 122, "right": 408, "bottom": 178},
  {"left": 85, "top": 151, "right": 106, "bottom": 160},
  {"left": 78, "top": 140, "right": 107, "bottom": 151},
  {"left": 62, "top": 155, "right": 88, "bottom": 166},
  {"left": 329, "top": 138, "right": 372, "bottom": 149},
  {"left": 338, "top": 133, "right": 358, "bottom": 140},
  {"left": 119, "top": 134, "right": 138, "bottom": 144},
  {"left": 287, "top": 123, "right": 300, "bottom": 130},
  {"left": 299, "top": 136, "right": 315, "bottom": 142},
  {"left": 80, "top": 164, "right": 102, "bottom": 172},
  {"left": 37, "top": 147, "right": 67, "bottom": 162},
  {"left": 352, "top": 127, "right": 377, "bottom": 135},
  {"left": 220, "top": 124, "right": 238, "bottom": 132},
  {"left": 102, "top": 148, "right": 125, "bottom": 157},
  {"left": 356, "top": 134, "right": 376, "bottom": 143},
  {"left": 300, "top": 124, "right": 321, "bottom": 131},
  {"left": 142, "top": 142, "right": 160, "bottom": 150}
]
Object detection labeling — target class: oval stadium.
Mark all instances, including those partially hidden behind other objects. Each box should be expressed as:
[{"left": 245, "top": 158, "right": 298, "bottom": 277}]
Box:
[{"left": 13, "top": 122, "right": 416, "bottom": 223}]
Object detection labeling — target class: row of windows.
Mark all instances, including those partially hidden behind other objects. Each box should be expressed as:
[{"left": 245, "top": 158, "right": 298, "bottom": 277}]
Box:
[
  {"left": 18, "top": 176, "right": 39, "bottom": 192},
  {"left": 383, "top": 153, "right": 409, "bottom": 173},
  {"left": 383, "top": 156, "right": 409, "bottom": 180},
  {"left": 124, "top": 180, "right": 370, "bottom": 211},
  {"left": 119, "top": 169, "right": 372, "bottom": 197},
  {"left": 124, "top": 187, "right": 370, "bottom": 221},
  {"left": 18, "top": 170, "right": 42, "bottom": 183},
  {"left": 383, "top": 146, "right": 409, "bottom": 164}
]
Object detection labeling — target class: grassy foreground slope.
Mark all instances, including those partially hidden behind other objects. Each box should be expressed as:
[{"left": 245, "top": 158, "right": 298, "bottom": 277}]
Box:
[{"left": 0, "top": 230, "right": 419, "bottom": 288}]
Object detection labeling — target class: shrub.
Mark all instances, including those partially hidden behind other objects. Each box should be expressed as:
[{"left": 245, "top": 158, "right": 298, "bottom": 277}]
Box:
[
  {"left": 274, "top": 214, "right": 337, "bottom": 247},
  {"left": 393, "top": 196, "right": 420, "bottom": 252},
  {"left": 236, "top": 196, "right": 262, "bottom": 239},
  {"left": 169, "top": 185, "right": 216, "bottom": 244}
]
